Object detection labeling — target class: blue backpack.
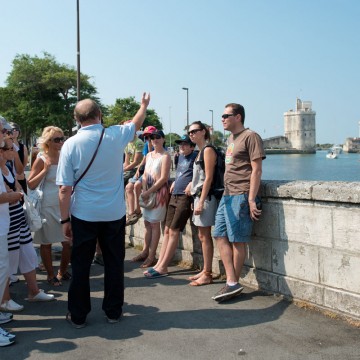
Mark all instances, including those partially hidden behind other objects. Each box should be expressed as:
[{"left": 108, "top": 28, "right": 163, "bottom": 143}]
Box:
[{"left": 198, "top": 145, "right": 225, "bottom": 200}]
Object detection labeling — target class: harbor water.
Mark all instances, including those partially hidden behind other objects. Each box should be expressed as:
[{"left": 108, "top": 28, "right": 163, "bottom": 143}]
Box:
[{"left": 262, "top": 151, "right": 360, "bottom": 182}]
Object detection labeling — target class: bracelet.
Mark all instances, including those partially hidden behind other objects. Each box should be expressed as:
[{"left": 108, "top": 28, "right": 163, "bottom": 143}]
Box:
[{"left": 60, "top": 217, "right": 71, "bottom": 224}]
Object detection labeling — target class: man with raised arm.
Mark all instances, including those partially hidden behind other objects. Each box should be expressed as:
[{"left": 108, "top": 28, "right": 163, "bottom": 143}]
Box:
[{"left": 57, "top": 93, "right": 150, "bottom": 327}]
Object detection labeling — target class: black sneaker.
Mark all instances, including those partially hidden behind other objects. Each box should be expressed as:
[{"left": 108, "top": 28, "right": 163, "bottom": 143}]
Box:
[
  {"left": 212, "top": 283, "right": 244, "bottom": 302},
  {"left": 66, "top": 313, "right": 86, "bottom": 329}
]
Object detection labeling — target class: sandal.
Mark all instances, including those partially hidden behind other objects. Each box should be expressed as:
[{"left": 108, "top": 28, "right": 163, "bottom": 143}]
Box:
[
  {"left": 47, "top": 277, "right": 62, "bottom": 286},
  {"left": 189, "top": 271, "right": 213, "bottom": 287},
  {"left": 140, "top": 257, "right": 157, "bottom": 268},
  {"left": 131, "top": 253, "right": 148, "bottom": 262},
  {"left": 57, "top": 271, "right": 72, "bottom": 281},
  {"left": 126, "top": 212, "right": 142, "bottom": 226}
]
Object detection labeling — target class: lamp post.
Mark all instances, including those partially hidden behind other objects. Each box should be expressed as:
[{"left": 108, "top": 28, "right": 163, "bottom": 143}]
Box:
[
  {"left": 76, "top": 0, "right": 81, "bottom": 102},
  {"left": 169, "top": 106, "right": 172, "bottom": 149},
  {"left": 209, "top": 109, "right": 213, "bottom": 144},
  {"left": 182, "top": 87, "right": 189, "bottom": 130}
]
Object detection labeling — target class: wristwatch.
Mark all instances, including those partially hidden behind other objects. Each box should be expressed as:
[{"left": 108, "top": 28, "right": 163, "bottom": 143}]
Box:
[{"left": 60, "top": 217, "right": 71, "bottom": 224}]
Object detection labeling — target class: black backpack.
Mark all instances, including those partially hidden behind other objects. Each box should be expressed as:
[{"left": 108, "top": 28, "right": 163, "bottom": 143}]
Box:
[{"left": 198, "top": 144, "right": 225, "bottom": 200}]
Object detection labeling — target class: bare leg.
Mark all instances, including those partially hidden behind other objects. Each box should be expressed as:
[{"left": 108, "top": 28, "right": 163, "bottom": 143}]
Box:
[
  {"left": 1, "top": 280, "right": 10, "bottom": 303},
  {"left": 189, "top": 226, "right": 213, "bottom": 285},
  {"left": 233, "top": 242, "right": 246, "bottom": 282},
  {"left": 148, "top": 222, "right": 161, "bottom": 261},
  {"left": 58, "top": 241, "right": 71, "bottom": 276},
  {"left": 215, "top": 236, "right": 237, "bottom": 283},
  {"left": 23, "top": 269, "right": 40, "bottom": 297},
  {"left": 134, "top": 181, "right": 142, "bottom": 214},
  {"left": 153, "top": 227, "right": 180, "bottom": 274},
  {"left": 125, "top": 182, "right": 135, "bottom": 215},
  {"left": 40, "top": 244, "right": 55, "bottom": 280},
  {"left": 156, "top": 226, "right": 170, "bottom": 265}
]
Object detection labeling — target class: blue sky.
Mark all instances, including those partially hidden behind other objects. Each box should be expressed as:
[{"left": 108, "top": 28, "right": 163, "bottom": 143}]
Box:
[{"left": 1, "top": 0, "right": 359, "bottom": 144}]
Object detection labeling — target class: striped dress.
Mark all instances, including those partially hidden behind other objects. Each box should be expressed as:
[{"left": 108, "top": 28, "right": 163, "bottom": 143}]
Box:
[{"left": 2, "top": 166, "right": 37, "bottom": 274}]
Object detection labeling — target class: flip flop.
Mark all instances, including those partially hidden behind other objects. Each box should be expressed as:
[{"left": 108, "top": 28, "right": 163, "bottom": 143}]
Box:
[
  {"left": 143, "top": 267, "right": 156, "bottom": 275},
  {"left": 144, "top": 270, "right": 168, "bottom": 279}
]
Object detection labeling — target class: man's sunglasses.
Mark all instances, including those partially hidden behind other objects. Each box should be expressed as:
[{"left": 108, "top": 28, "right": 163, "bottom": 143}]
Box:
[
  {"left": 187, "top": 128, "right": 202, "bottom": 136},
  {"left": 52, "top": 137, "right": 65, "bottom": 143},
  {"left": 221, "top": 114, "right": 235, "bottom": 119},
  {"left": 150, "top": 134, "right": 162, "bottom": 140}
]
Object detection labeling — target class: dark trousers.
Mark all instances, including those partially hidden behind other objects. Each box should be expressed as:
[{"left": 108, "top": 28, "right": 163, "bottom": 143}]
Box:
[{"left": 69, "top": 215, "right": 126, "bottom": 324}]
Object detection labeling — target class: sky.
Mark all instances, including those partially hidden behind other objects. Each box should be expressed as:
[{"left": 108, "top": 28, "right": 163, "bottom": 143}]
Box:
[{"left": 1, "top": 0, "right": 359, "bottom": 144}]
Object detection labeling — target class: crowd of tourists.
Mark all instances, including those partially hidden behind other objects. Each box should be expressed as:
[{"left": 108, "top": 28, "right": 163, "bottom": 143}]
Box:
[{"left": 0, "top": 94, "right": 265, "bottom": 346}]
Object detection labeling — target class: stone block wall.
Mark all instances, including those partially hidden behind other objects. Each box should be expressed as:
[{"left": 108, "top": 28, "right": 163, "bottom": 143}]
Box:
[{"left": 128, "top": 180, "right": 360, "bottom": 320}]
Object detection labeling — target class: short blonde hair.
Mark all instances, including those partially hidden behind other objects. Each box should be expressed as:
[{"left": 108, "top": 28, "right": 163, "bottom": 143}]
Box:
[{"left": 38, "top": 126, "right": 64, "bottom": 152}]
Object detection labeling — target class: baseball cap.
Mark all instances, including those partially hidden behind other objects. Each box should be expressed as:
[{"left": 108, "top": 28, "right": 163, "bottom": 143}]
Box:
[
  {"left": 151, "top": 130, "right": 165, "bottom": 138},
  {"left": 143, "top": 126, "right": 157, "bottom": 136},
  {"left": 0, "top": 116, "right": 12, "bottom": 130},
  {"left": 175, "top": 135, "right": 195, "bottom": 146}
]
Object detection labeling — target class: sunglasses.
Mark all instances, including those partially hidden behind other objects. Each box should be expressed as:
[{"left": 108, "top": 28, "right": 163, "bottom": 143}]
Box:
[
  {"left": 187, "top": 128, "right": 202, "bottom": 136},
  {"left": 150, "top": 134, "right": 162, "bottom": 140},
  {"left": 1, "top": 146, "right": 13, "bottom": 151},
  {"left": 12, "top": 128, "right": 19, "bottom": 132},
  {"left": 221, "top": 114, "right": 235, "bottom": 119},
  {"left": 52, "top": 137, "right": 65, "bottom": 143},
  {"left": 0, "top": 128, "right": 7, "bottom": 134}
]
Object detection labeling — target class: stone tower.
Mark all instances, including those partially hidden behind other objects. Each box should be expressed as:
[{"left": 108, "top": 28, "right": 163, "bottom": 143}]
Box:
[{"left": 284, "top": 98, "right": 316, "bottom": 152}]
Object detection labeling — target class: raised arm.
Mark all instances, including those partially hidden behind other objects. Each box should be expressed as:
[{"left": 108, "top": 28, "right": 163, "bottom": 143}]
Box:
[{"left": 132, "top": 93, "right": 151, "bottom": 131}]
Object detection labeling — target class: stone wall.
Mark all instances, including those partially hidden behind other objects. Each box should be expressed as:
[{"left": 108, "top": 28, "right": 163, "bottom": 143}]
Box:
[{"left": 128, "top": 180, "right": 360, "bottom": 320}]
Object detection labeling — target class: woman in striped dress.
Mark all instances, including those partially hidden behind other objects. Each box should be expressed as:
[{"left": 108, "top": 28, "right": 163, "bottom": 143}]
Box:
[{"left": 0, "top": 138, "right": 54, "bottom": 312}]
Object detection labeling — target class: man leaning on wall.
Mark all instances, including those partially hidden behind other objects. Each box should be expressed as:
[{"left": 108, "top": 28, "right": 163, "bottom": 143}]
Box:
[
  {"left": 212, "top": 103, "right": 266, "bottom": 302},
  {"left": 56, "top": 93, "right": 150, "bottom": 328}
]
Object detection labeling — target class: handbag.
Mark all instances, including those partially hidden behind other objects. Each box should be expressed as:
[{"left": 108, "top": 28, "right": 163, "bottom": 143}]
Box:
[
  {"left": 139, "top": 192, "right": 156, "bottom": 209},
  {"left": 23, "top": 193, "right": 45, "bottom": 232},
  {"left": 27, "top": 155, "right": 46, "bottom": 213}
]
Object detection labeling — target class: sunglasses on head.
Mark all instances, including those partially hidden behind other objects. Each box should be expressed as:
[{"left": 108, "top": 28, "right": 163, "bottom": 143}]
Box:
[
  {"left": 221, "top": 114, "right": 235, "bottom": 119},
  {"left": 187, "top": 128, "right": 202, "bottom": 136},
  {"left": 52, "top": 137, "right": 65, "bottom": 143},
  {"left": 150, "top": 134, "right": 162, "bottom": 140}
]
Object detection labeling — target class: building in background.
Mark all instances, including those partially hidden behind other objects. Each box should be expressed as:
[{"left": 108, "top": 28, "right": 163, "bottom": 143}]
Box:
[{"left": 263, "top": 98, "right": 316, "bottom": 154}]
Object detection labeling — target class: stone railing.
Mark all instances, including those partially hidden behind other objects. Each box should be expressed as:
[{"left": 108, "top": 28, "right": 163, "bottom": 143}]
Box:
[{"left": 128, "top": 180, "right": 360, "bottom": 320}]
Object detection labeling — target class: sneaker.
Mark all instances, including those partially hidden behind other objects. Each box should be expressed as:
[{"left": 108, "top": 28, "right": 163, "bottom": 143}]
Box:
[
  {"left": 93, "top": 254, "right": 104, "bottom": 266},
  {"left": 0, "top": 312, "right": 13, "bottom": 325},
  {"left": 0, "top": 300, "right": 24, "bottom": 312},
  {"left": 66, "top": 312, "right": 86, "bottom": 329},
  {"left": 106, "top": 315, "right": 121, "bottom": 324},
  {"left": 0, "top": 327, "right": 15, "bottom": 347},
  {"left": 212, "top": 283, "right": 244, "bottom": 302},
  {"left": 26, "top": 290, "right": 55, "bottom": 302}
]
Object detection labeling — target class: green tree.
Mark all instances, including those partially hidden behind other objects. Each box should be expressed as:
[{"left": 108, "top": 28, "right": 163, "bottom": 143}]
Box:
[
  {"left": 165, "top": 132, "right": 181, "bottom": 148},
  {"left": 104, "top": 96, "right": 162, "bottom": 129},
  {"left": 0, "top": 52, "right": 100, "bottom": 143}
]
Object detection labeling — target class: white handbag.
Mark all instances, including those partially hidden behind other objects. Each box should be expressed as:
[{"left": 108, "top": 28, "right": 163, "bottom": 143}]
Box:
[{"left": 23, "top": 193, "right": 45, "bottom": 232}]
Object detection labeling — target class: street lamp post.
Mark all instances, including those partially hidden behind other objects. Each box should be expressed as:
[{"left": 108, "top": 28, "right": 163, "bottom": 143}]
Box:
[
  {"left": 169, "top": 106, "right": 172, "bottom": 149},
  {"left": 209, "top": 109, "right": 213, "bottom": 144},
  {"left": 76, "top": 0, "right": 81, "bottom": 102},
  {"left": 182, "top": 87, "right": 189, "bottom": 130}
]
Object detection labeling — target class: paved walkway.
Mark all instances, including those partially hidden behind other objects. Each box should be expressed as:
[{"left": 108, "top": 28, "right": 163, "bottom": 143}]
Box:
[{"left": 2, "top": 245, "right": 359, "bottom": 360}]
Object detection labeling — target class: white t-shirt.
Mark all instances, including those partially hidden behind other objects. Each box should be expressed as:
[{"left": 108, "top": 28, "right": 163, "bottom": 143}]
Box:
[
  {"left": 0, "top": 176, "right": 10, "bottom": 236},
  {"left": 56, "top": 123, "right": 135, "bottom": 222}
]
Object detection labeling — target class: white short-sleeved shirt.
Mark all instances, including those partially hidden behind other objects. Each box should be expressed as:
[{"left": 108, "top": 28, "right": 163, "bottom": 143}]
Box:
[
  {"left": 0, "top": 176, "right": 10, "bottom": 236},
  {"left": 56, "top": 123, "right": 135, "bottom": 222}
]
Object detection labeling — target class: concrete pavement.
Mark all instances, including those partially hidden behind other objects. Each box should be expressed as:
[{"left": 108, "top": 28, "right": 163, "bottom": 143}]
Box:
[{"left": 1, "top": 244, "right": 359, "bottom": 360}]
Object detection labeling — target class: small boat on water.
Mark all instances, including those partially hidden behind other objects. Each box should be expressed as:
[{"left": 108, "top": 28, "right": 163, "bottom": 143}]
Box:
[{"left": 326, "top": 152, "right": 338, "bottom": 159}]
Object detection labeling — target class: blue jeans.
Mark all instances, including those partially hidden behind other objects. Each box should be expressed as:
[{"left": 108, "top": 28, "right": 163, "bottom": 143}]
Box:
[
  {"left": 213, "top": 194, "right": 260, "bottom": 243},
  {"left": 69, "top": 215, "right": 125, "bottom": 324}
]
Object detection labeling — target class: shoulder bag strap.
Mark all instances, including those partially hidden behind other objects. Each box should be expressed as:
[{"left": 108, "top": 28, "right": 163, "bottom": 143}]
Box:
[{"left": 72, "top": 127, "right": 105, "bottom": 194}]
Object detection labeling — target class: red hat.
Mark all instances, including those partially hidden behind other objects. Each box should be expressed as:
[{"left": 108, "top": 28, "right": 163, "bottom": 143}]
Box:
[{"left": 143, "top": 126, "right": 157, "bottom": 136}]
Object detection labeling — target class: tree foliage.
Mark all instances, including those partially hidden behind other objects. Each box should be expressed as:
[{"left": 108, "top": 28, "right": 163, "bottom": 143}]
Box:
[
  {"left": 104, "top": 96, "right": 162, "bottom": 130},
  {"left": 0, "top": 52, "right": 100, "bottom": 143}
]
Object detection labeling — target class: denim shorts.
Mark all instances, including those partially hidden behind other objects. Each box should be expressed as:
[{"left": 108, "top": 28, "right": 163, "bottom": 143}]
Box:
[{"left": 213, "top": 194, "right": 260, "bottom": 243}]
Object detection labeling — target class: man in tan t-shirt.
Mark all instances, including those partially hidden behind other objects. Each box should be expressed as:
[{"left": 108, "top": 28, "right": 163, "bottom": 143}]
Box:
[{"left": 212, "top": 103, "right": 266, "bottom": 302}]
